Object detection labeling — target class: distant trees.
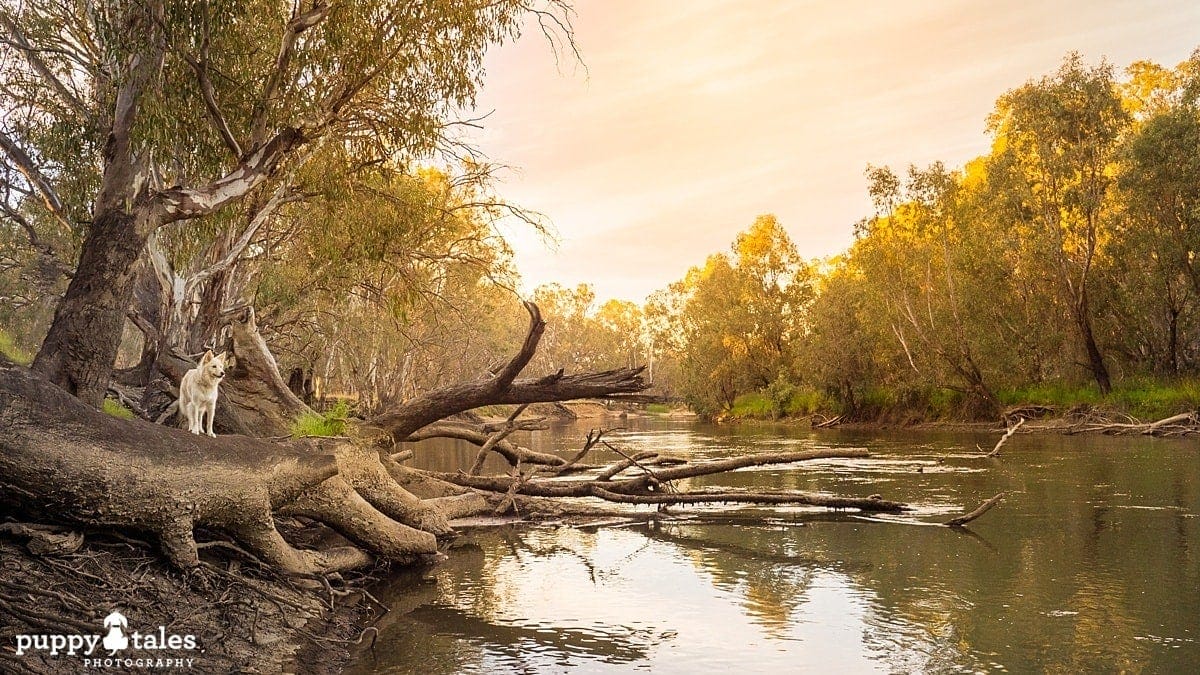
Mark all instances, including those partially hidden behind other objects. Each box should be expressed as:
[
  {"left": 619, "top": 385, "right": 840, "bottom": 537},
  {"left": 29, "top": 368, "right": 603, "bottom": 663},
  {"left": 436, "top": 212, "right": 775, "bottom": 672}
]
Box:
[
  {"left": 647, "top": 216, "right": 813, "bottom": 417},
  {"left": 647, "top": 51, "right": 1200, "bottom": 420}
]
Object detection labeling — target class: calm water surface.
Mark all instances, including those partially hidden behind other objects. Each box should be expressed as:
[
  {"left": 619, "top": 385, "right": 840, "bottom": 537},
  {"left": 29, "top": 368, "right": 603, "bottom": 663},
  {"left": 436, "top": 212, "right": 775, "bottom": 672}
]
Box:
[{"left": 349, "top": 418, "right": 1199, "bottom": 673}]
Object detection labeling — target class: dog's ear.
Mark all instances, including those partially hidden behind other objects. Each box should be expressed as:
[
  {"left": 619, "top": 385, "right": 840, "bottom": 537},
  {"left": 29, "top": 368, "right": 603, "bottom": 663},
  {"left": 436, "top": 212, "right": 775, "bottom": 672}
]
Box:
[
  {"left": 215, "top": 351, "right": 228, "bottom": 364},
  {"left": 201, "top": 350, "right": 214, "bottom": 364}
]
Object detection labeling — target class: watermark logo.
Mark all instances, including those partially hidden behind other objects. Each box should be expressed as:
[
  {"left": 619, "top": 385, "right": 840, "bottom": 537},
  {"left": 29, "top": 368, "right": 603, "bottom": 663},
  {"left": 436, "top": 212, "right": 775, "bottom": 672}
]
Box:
[
  {"left": 101, "top": 610, "right": 129, "bottom": 654},
  {"left": 13, "top": 609, "right": 198, "bottom": 669}
]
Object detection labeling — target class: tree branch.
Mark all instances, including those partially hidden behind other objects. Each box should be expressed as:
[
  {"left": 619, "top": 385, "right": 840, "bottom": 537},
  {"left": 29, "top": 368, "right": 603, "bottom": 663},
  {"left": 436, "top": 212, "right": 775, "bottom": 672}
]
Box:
[
  {"left": 180, "top": 42, "right": 242, "bottom": 158},
  {"left": 0, "top": 11, "right": 89, "bottom": 116},
  {"left": 154, "top": 127, "right": 307, "bottom": 223},
  {"left": 251, "top": 1, "right": 333, "bottom": 145},
  {"left": 492, "top": 301, "right": 544, "bottom": 389},
  {"left": 186, "top": 185, "right": 297, "bottom": 291},
  {"left": 0, "top": 129, "right": 69, "bottom": 225}
]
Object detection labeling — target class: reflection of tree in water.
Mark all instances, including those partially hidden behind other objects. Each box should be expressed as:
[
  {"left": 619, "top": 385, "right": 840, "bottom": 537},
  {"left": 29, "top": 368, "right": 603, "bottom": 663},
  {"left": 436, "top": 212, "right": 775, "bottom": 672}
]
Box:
[
  {"left": 639, "top": 521, "right": 816, "bottom": 635},
  {"left": 405, "top": 604, "right": 658, "bottom": 665},
  {"left": 640, "top": 519, "right": 983, "bottom": 672},
  {"left": 354, "top": 533, "right": 668, "bottom": 672},
  {"left": 1045, "top": 571, "right": 1147, "bottom": 675},
  {"left": 358, "top": 428, "right": 1200, "bottom": 673}
]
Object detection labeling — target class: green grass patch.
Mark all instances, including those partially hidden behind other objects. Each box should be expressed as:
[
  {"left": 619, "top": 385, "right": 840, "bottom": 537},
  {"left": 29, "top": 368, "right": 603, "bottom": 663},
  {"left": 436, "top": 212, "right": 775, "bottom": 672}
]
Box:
[
  {"left": 999, "top": 378, "right": 1200, "bottom": 421},
  {"left": 644, "top": 403, "right": 672, "bottom": 414},
  {"left": 998, "top": 381, "right": 1103, "bottom": 408},
  {"left": 291, "top": 400, "right": 351, "bottom": 437},
  {"left": 0, "top": 329, "right": 32, "bottom": 366},
  {"left": 728, "top": 392, "right": 776, "bottom": 419},
  {"left": 102, "top": 398, "right": 136, "bottom": 420},
  {"left": 1107, "top": 378, "right": 1200, "bottom": 420},
  {"left": 781, "top": 387, "right": 829, "bottom": 416}
]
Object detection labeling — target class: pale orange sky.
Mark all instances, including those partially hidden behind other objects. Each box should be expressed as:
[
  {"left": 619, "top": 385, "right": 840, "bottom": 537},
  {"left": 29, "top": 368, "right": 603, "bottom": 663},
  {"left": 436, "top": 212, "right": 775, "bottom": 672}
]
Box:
[{"left": 468, "top": 0, "right": 1200, "bottom": 303}]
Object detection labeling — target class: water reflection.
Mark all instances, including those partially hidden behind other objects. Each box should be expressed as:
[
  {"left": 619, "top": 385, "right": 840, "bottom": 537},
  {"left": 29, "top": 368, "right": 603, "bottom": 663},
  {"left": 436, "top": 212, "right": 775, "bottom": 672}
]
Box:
[{"left": 351, "top": 419, "right": 1200, "bottom": 673}]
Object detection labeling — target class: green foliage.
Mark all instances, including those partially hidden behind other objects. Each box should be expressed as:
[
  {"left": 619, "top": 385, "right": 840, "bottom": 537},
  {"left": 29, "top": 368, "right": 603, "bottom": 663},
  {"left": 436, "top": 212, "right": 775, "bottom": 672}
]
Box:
[
  {"left": 1001, "top": 379, "right": 1200, "bottom": 421},
  {"left": 651, "top": 215, "right": 814, "bottom": 418},
  {"left": 645, "top": 51, "right": 1200, "bottom": 424},
  {"left": 0, "top": 330, "right": 33, "bottom": 366},
  {"left": 1108, "top": 379, "right": 1200, "bottom": 420},
  {"left": 291, "top": 401, "right": 351, "bottom": 437},
  {"left": 644, "top": 403, "right": 672, "bottom": 414},
  {"left": 101, "top": 399, "right": 136, "bottom": 420},
  {"left": 728, "top": 393, "right": 777, "bottom": 419}
]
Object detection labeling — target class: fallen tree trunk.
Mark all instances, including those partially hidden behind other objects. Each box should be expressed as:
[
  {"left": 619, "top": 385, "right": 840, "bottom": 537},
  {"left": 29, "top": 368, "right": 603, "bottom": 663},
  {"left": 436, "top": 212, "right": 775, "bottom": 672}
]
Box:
[
  {"left": 420, "top": 447, "right": 907, "bottom": 513},
  {"left": 2, "top": 301, "right": 916, "bottom": 577}
]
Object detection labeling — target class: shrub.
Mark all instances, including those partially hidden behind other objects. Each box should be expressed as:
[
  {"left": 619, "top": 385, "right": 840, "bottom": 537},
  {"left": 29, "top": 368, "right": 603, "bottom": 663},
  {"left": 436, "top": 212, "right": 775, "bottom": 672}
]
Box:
[{"left": 291, "top": 400, "right": 351, "bottom": 437}]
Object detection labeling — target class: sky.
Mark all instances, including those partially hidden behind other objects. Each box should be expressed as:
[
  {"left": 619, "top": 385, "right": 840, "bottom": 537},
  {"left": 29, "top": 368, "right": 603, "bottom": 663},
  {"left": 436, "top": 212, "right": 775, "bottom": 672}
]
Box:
[{"left": 466, "top": 0, "right": 1200, "bottom": 303}]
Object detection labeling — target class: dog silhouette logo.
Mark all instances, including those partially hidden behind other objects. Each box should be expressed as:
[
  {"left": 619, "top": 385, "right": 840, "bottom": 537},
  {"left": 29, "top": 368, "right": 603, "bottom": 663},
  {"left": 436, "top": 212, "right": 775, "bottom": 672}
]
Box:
[{"left": 101, "top": 610, "right": 129, "bottom": 655}]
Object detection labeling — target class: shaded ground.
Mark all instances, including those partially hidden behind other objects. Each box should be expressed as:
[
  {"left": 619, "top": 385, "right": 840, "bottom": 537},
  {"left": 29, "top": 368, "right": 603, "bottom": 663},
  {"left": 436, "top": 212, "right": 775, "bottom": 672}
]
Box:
[{"left": 0, "top": 524, "right": 381, "bottom": 674}]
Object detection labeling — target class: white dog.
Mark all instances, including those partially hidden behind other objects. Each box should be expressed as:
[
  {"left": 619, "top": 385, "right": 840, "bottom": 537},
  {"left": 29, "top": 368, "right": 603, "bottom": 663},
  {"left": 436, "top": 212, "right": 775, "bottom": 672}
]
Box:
[{"left": 179, "top": 350, "right": 228, "bottom": 437}]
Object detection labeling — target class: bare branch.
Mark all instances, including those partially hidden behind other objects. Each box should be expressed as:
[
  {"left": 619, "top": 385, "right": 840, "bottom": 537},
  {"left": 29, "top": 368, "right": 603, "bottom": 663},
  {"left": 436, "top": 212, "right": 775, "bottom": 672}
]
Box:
[
  {"left": 186, "top": 185, "right": 299, "bottom": 291},
  {"left": 252, "top": 1, "right": 333, "bottom": 145},
  {"left": 0, "top": 11, "right": 89, "bottom": 116},
  {"left": 492, "top": 301, "right": 544, "bottom": 389},
  {"left": 180, "top": 45, "right": 242, "bottom": 158},
  {"left": 0, "top": 129, "right": 69, "bottom": 224},
  {"left": 154, "top": 127, "right": 307, "bottom": 223},
  {"left": 945, "top": 493, "right": 1006, "bottom": 527}
]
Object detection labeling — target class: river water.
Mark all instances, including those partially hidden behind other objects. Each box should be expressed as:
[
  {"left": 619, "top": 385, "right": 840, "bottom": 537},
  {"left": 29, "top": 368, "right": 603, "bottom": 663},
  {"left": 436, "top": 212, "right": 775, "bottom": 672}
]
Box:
[{"left": 348, "top": 417, "right": 1199, "bottom": 673}]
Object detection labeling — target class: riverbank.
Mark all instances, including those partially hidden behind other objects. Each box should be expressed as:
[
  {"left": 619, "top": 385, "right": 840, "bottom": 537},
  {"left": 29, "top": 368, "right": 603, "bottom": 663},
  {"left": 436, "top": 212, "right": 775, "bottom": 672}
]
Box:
[
  {"left": 716, "top": 379, "right": 1200, "bottom": 430},
  {"left": 0, "top": 528, "right": 375, "bottom": 674}
]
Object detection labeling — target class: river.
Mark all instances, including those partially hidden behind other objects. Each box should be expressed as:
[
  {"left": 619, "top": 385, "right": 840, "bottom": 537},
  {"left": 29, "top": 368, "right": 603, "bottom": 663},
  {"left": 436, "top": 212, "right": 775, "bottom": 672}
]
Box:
[{"left": 347, "top": 417, "right": 1199, "bottom": 673}]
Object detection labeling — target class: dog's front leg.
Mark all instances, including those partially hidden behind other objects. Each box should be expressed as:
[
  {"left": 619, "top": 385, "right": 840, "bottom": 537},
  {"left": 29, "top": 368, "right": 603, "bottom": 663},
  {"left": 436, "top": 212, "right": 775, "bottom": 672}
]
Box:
[
  {"left": 185, "top": 403, "right": 199, "bottom": 434},
  {"left": 205, "top": 399, "right": 217, "bottom": 437}
]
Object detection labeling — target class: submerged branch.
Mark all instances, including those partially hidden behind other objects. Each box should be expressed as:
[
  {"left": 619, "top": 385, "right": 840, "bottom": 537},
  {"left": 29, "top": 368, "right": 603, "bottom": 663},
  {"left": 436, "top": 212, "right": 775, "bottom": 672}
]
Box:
[{"left": 945, "top": 492, "right": 1006, "bottom": 527}]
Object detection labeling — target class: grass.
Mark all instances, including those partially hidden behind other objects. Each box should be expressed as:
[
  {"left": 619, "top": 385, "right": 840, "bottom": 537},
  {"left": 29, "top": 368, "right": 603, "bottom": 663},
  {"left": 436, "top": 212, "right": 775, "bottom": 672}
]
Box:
[
  {"left": 291, "top": 400, "right": 351, "bottom": 437},
  {"left": 1109, "top": 378, "right": 1200, "bottom": 420},
  {"left": 0, "top": 329, "right": 32, "bottom": 366},
  {"left": 712, "top": 376, "right": 1199, "bottom": 425},
  {"left": 644, "top": 403, "right": 672, "bottom": 414},
  {"left": 102, "top": 398, "right": 137, "bottom": 420},
  {"left": 1001, "top": 377, "right": 1200, "bottom": 421},
  {"left": 728, "top": 392, "right": 776, "bottom": 419},
  {"left": 726, "top": 386, "right": 832, "bottom": 420}
]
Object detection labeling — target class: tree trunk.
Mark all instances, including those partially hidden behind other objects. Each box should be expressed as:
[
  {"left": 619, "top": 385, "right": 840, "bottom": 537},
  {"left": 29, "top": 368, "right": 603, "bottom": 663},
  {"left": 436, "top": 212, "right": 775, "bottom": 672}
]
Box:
[
  {"left": 1075, "top": 291, "right": 1112, "bottom": 395},
  {"left": 31, "top": 209, "right": 150, "bottom": 407},
  {"left": 0, "top": 357, "right": 471, "bottom": 573},
  {"left": 154, "top": 307, "right": 313, "bottom": 436}
]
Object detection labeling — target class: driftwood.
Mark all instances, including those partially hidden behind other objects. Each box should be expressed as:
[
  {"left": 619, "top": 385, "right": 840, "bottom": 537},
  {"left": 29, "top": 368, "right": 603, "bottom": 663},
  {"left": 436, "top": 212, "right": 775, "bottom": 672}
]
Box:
[
  {"left": 1065, "top": 410, "right": 1200, "bottom": 436},
  {"left": 945, "top": 492, "right": 1006, "bottom": 527},
  {"left": 975, "top": 418, "right": 1024, "bottom": 457},
  {"left": 1014, "top": 408, "right": 1200, "bottom": 437},
  {"left": 424, "top": 448, "right": 908, "bottom": 513}
]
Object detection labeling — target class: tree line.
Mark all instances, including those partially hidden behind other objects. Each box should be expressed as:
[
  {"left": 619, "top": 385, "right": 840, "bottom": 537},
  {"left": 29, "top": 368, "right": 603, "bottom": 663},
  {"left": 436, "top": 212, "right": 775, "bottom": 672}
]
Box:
[
  {"left": 3, "top": 29, "right": 1198, "bottom": 423},
  {"left": 502, "top": 52, "right": 1200, "bottom": 421},
  {"left": 650, "top": 52, "right": 1200, "bottom": 419}
]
